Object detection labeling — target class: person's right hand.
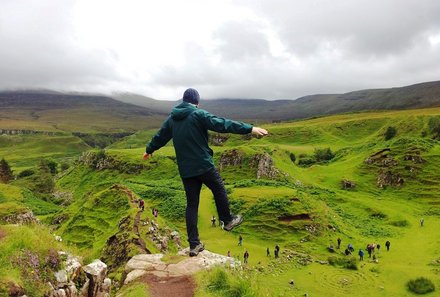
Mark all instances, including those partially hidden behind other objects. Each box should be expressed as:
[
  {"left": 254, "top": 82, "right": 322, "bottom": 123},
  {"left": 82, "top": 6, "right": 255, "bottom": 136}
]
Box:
[
  {"left": 252, "top": 127, "right": 268, "bottom": 136},
  {"left": 143, "top": 152, "right": 152, "bottom": 160}
]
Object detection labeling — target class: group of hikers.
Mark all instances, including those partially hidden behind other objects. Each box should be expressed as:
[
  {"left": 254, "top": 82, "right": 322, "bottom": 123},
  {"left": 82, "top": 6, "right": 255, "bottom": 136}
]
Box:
[
  {"left": 225, "top": 234, "right": 281, "bottom": 264},
  {"left": 137, "top": 199, "right": 159, "bottom": 218},
  {"left": 336, "top": 237, "right": 392, "bottom": 261}
]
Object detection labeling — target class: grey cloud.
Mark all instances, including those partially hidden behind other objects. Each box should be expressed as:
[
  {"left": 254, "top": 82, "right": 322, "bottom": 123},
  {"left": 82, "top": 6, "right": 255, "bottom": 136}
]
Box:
[
  {"left": 0, "top": 0, "right": 120, "bottom": 91},
  {"left": 213, "top": 20, "right": 271, "bottom": 62}
]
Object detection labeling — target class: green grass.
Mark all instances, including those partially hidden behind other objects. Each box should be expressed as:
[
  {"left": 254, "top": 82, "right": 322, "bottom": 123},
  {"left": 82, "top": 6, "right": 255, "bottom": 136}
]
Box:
[{"left": 2, "top": 107, "right": 440, "bottom": 296}]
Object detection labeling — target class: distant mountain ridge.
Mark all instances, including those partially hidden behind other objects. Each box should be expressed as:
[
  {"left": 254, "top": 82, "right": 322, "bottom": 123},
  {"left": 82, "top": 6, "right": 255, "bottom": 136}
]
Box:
[
  {"left": 1, "top": 80, "right": 440, "bottom": 132},
  {"left": 112, "top": 80, "right": 440, "bottom": 122}
]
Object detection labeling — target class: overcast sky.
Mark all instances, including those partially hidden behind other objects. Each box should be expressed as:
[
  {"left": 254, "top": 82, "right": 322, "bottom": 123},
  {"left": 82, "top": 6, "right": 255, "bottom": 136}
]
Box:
[{"left": 1, "top": 0, "right": 440, "bottom": 100}]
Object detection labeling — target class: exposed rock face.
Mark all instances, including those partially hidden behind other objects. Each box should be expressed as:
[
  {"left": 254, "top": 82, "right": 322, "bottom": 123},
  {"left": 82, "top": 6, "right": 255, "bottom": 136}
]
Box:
[
  {"left": 210, "top": 133, "right": 229, "bottom": 146},
  {"left": 377, "top": 170, "right": 404, "bottom": 188},
  {"left": 250, "top": 153, "right": 279, "bottom": 179},
  {"left": 341, "top": 179, "right": 356, "bottom": 190},
  {"left": 2, "top": 210, "right": 39, "bottom": 225},
  {"left": 364, "top": 149, "right": 405, "bottom": 188},
  {"left": 78, "top": 152, "right": 144, "bottom": 174},
  {"left": 46, "top": 254, "right": 111, "bottom": 297},
  {"left": 123, "top": 250, "right": 238, "bottom": 285},
  {"left": 0, "top": 129, "right": 58, "bottom": 136},
  {"left": 82, "top": 260, "right": 110, "bottom": 297},
  {"left": 219, "top": 150, "right": 279, "bottom": 179},
  {"left": 219, "top": 149, "right": 244, "bottom": 170}
]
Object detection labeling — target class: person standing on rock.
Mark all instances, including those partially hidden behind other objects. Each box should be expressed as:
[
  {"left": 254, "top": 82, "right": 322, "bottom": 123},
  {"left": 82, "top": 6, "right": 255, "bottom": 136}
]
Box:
[{"left": 144, "top": 88, "right": 268, "bottom": 257}]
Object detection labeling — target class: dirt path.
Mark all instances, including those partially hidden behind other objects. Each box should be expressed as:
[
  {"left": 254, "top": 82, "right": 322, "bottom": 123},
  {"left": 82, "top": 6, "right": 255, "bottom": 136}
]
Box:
[
  {"left": 132, "top": 210, "right": 150, "bottom": 253},
  {"left": 140, "top": 274, "right": 196, "bottom": 297}
]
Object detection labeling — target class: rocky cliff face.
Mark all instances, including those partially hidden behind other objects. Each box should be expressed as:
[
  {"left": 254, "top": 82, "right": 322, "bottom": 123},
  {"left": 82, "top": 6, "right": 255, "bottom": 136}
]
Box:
[{"left": 219, "top": 149, "right": 280, "bottom": 179}]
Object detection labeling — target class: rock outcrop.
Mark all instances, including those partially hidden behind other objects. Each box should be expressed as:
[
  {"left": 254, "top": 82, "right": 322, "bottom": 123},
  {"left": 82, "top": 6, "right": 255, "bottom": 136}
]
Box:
[
  {"left": 123, "top": 250, "right": 239, "bottom": 285},
  {"left": 47, "top": 254, "right": 111, "bottom": 297},
  {"left": 219, "top": 149, "right": 244, "bottom": 170},
  {"left": 2, "top": 210, "right": 39, "bottom": 225},
  {"left": 250, "top": 153, "right": 280, "bottom": 179},
  {"left": 219, "top": 150, "right": 279, "bottom": 179}
]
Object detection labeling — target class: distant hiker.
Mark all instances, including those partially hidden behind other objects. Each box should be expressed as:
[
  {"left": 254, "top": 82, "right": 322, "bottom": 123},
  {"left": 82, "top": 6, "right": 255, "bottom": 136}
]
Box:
[
  {"left": 420, "top": 217, "right": 424, "bottom": 227},
  {"left": 358, "top": 249, "right": 364, "bottom": 261},
  {"left": 139, "top": 199, "right": 145, "bottom": 211},
  {"left": 345, "top": 248, "right": 351, "bottom": 256},
  {"left": 347, "top": 243, "right": 354, "bottom": 252},
  {"left": 244, "top": 250, "right": 249, "bottom": 264},
  {"left": 211, "top": 216, "right": 216, "bottom": 227},
  {"left": 154, "top": 208, "right": 158, "bottom": 217},
  {"left": 337, "top": 237, "right": 342, "bottom": 249},
  {"left": 144, "top": 88, "right": 268, "bottom": 257},
  {"left": 366, "top": 244, "right": 372, "bottom": 258},
  {"left": 275, "top": 244, "right": 280, "bottom": 258},
  {"left": 377, "top": 244, "right": 381, "bottom": 253},
  {"left": 227, "top": 250, "right": 231, "bottom": 257},
  {"left": 238, "top": 234, "right": 243, "bottom": 246},
  {"left": 220, "top": 220, "right": 224, "bottom": 230},
  {"left": 267, "top": 247, "right": 270, "bottom": 257},
  {"left": 385, "top": 240, "right": 391, "bottom": 251}
]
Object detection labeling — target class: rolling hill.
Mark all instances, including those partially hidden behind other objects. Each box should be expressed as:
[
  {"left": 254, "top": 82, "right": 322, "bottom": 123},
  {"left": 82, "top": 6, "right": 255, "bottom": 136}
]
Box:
[
  {"left": 113, "top": 80, "right": 440, "bottom": 122},
  {"left": 0, "top": 91, "right": 167, "bottom": 133}
]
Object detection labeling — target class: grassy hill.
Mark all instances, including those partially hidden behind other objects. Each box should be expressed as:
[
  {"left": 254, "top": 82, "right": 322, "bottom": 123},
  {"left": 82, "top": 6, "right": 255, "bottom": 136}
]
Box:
[
  {"left": 1, "top": 106, "right": 440, "bottom": 296},
  {"left": 0, "top": 91, "right": 166, "bottom": 132}
]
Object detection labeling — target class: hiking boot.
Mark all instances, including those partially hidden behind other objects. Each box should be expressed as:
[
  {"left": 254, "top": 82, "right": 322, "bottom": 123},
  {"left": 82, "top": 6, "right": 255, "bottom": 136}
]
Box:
[
  {"left": 189, "top": 242, "right": 205, "bottom": 257},
  {"left": 224, "top": 215, "right": 243, "bottom": 231}
]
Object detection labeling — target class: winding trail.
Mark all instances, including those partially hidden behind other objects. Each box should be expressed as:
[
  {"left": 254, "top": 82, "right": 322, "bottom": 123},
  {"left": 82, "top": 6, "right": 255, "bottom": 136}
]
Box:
[{"left": 132, "top": 210, "right": 150, "bottom": 253}]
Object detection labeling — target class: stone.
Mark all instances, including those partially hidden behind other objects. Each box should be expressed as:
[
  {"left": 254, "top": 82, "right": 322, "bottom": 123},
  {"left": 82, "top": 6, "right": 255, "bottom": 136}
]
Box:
[
  {"left": 125, "top": 254, "right": 164, "bottom": 272},
  {"left": 124, "top": 269, "right": 148, "bottom": 284},
  {"left": 54, "top": 269, "right": 68, "bottom": 284}
]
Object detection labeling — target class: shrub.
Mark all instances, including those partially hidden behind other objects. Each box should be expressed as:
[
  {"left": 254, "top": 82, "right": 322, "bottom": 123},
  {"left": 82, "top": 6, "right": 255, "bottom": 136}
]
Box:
[
  {"left": 297, "top": 156, "right": 316, "bottom": 167},
  {"left": 407, "top": 277, "right": 435, "bottom": 294},
  {"left": 289, "top": 153, "right": 296, "bottom": 163},
  {"left": 384, "top": 126, "right": 397, "bottom": 140},
  {"left": 428, "top": 117, "right": 440, "bottom": 138},
  {"left": 0, "top": 158, "right": 13, "bottom": 183},
  {"left": 18, "top": 169, "right": 35, "bottom": 178},
  {"left": 314, "top": 147, "right": 335, "bottom": 162},
  {"left": 328, "top": 256, "right": 358, "bottom": 270}
]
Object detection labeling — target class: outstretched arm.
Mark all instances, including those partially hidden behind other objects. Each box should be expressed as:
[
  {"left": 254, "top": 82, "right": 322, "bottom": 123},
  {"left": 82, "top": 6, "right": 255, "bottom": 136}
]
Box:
[
  {"left": 202, "top": 111, "right": 268, "bottom": 136},
  {"left": 144, "top": 117, "right": 172, "bottom": 158}
]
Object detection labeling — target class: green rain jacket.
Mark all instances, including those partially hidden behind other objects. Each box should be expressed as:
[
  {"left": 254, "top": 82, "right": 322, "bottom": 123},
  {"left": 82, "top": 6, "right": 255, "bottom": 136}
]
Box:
[{"left": 146, "top": 102, "right": 253, "bottom": 178}]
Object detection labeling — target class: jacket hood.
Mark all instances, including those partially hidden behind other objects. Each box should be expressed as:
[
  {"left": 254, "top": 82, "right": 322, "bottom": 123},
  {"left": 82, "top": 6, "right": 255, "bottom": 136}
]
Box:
[{"left": 171, "top": 102, "right": 198, "bottom": 121}]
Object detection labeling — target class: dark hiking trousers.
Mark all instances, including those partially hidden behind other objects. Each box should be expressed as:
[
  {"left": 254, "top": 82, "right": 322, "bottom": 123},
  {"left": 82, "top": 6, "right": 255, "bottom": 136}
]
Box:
[{"left": 182, "top": 168, "right": 233, "bottom": 248}]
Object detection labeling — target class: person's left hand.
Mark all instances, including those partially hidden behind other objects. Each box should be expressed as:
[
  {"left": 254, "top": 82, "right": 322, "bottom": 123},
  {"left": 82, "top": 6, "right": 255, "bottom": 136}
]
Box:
[{"left": 143, "top": 152, "right": 151, "bottom": 160}]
